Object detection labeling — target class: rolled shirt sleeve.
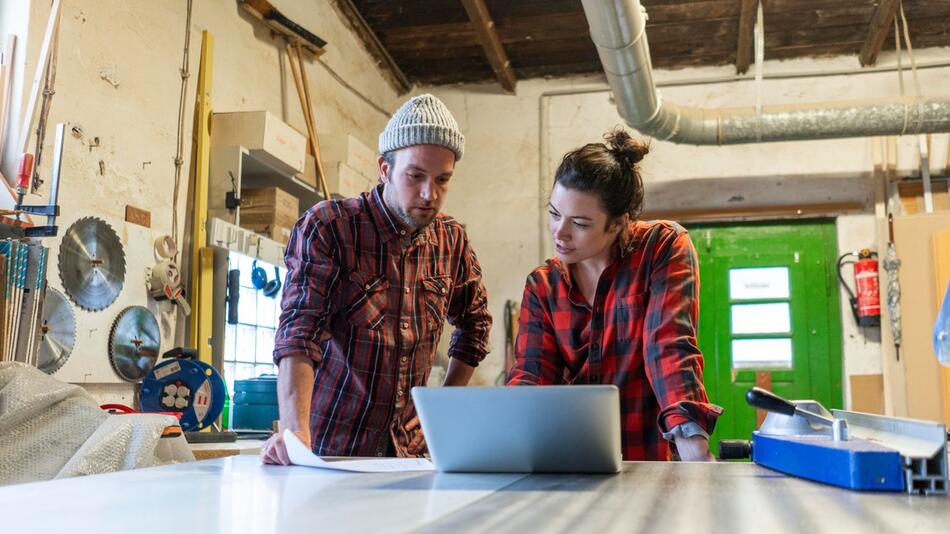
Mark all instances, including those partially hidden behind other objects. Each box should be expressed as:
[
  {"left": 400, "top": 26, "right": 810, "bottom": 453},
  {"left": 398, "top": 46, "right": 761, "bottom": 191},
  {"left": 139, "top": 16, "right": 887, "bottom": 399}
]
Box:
[
  {"left": 273, "top": 211, "right": 340, "bottom": 367},
  {"left": 445, "top": 230, "right": 492, "bottom": 366},
  {"left": 642, "top": 231, "right": 723, "bottom": 435}
]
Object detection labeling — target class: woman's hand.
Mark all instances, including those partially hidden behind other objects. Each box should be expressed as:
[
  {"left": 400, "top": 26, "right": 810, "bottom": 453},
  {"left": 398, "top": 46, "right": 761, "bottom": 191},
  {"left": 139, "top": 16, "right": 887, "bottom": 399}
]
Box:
[{"left": 674, "top": 434, "right": 715, "bottom": 462}]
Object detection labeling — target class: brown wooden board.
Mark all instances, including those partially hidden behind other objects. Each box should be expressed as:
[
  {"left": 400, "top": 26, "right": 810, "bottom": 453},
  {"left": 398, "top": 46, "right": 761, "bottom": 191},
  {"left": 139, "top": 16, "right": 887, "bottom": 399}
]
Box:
[
  {"left": 891, "top": 213, "right": 950, "bottom": 424},
  {"left": 347, "top": 0, "right": 950, "bottom": 85}
]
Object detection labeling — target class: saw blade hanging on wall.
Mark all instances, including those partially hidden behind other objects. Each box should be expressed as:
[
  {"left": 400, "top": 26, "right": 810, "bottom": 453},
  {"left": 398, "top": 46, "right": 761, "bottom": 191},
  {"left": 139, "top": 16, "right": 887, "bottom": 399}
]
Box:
[
  {"left": 58, "top": 217, "right": 126, "bottom": 311},
  {"left": 38, "top": 287, "right": 75, "bottom": 374},
  {"left": 108, "top": 305, "right": 160, "bottom": 382}
]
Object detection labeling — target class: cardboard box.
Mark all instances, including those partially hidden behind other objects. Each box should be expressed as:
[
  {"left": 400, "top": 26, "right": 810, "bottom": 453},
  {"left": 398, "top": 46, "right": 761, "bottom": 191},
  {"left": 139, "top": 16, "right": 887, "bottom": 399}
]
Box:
[
  {"left": 212, "top": 111, "right": 307, "bottom": 173},
  {"left": 849, "top": 374, "right": 884, "bottom": 414},
  {"left": 318, "top": 132, "right": 378, "bottom": 181},
  {"left": 242, "top": 223, "right": 292, "bottom": 245},
  {"left": 240, "top": 187, "right": 299, "bottom": 228},
  {"left": 297, "top": 155, "right": 318, "bottom": 188},
  {"left": 322, "top": 161, "right": 375, "bottom": 199}
]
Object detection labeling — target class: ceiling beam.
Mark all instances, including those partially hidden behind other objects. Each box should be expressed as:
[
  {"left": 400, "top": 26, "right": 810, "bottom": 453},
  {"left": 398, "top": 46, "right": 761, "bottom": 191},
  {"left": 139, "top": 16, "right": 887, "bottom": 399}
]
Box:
[
  {"left": 735, "top": 0, "right": 757, "bottom": 74},
  {"left": 329, "top": 0, "right": 411, "bottom": 95},
  {"left": 461, "top": 0, "right": 517, "bottom": 93},
  {"left": 859, "top": 0, "right": 899, "bottom": 66}
]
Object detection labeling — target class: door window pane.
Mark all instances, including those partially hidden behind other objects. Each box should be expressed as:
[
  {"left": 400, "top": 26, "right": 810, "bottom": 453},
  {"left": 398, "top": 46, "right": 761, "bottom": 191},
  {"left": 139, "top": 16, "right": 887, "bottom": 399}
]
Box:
[
  {"left": 731, "top": 303, "right": 791, "bottom": 334},
  {"left": 732, "top": 338, "right": 793, "bottom": 369},
  {"left": 729, "top": 267, "right": 790, "bottom": 300}
]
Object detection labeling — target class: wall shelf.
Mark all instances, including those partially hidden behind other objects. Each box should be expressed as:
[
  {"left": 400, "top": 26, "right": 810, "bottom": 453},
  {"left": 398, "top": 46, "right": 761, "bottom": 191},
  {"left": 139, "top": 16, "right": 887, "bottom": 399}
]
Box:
[{"left": 209, "top": 145, "right": 324, "bottom": 227}]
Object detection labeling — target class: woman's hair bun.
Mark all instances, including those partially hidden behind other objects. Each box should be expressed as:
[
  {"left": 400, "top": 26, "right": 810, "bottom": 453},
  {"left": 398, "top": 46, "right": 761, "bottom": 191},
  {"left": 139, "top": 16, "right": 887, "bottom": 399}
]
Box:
[{"left": 604, "top": 128, "right": 649, "bottom": 166}]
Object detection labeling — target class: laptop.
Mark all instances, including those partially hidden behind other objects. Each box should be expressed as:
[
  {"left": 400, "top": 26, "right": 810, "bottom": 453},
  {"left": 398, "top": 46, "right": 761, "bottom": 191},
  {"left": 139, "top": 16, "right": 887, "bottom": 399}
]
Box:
[{"left": 411, "top": 385, "right": 622, "bottom": 473}]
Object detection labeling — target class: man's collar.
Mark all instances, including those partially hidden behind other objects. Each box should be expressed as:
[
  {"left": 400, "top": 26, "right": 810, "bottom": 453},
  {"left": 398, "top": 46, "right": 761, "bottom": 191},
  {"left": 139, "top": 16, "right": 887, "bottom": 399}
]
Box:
[{"left": 368, "top": 183, "right": 439, "bottom": 246}]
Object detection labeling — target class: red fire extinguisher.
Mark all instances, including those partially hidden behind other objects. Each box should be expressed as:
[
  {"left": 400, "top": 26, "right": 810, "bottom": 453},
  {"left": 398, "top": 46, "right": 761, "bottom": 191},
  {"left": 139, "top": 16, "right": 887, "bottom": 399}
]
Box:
[{"left": 837, "top": 248, "right": 881, "bottom": 327}]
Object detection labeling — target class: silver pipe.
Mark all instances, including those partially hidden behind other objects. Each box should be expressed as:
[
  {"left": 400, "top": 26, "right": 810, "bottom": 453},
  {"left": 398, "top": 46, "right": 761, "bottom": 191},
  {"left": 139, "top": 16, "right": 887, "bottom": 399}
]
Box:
[{"left": 581, "top": 0, "right": 950, "bottom": 145}]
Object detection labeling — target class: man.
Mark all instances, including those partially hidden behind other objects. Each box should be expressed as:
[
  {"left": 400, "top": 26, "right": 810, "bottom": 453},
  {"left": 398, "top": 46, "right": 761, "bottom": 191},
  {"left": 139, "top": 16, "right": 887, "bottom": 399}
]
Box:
[{"left": 262, "top": 94, "right": 491, "bottom": 464}]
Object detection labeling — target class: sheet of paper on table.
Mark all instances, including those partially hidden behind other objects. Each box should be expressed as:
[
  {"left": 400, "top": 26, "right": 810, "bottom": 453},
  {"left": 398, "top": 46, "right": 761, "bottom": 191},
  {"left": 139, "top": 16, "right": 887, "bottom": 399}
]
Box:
[{"left": 283, "top": 429, "right": 436, "bottom": 472}]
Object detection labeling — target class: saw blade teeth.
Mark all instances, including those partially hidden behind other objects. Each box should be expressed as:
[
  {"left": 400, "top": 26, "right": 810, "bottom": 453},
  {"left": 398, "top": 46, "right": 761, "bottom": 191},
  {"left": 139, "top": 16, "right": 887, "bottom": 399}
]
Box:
[
  {"left": 108, "top": 308, "right": 124, "bottom": 377},
  {"left": 39, "top": 287, "right": 77, "bottom": 374},
  {"left": 58, "top": 217, "right": 126, "bottom": 312}
]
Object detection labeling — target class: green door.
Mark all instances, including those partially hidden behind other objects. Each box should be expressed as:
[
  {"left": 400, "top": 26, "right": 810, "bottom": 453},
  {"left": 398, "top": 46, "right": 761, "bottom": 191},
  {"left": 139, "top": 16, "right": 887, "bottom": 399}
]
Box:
[{"left": 688, "top": 221, "right": 843, "bottom": 454}]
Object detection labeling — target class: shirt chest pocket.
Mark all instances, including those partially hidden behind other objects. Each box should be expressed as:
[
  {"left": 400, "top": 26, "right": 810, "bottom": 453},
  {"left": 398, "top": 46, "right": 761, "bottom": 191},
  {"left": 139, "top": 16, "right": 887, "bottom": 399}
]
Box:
[
  {"left": 344, "top": 271, "right": 390, "bottom": 330},
  {"left": 613, "top": 291, "right": 649, "bottom": 344},
  {"left": 420, "top": 276, "right": 452, "bottom": 329}
]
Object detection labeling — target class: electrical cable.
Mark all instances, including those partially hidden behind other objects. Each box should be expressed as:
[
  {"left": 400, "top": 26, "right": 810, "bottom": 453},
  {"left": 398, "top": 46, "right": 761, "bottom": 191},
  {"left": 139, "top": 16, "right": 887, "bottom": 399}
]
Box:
[
  {"left": 171, "top": 0, "right": 193, "bottom": 262},
  {"left": 31, "top": 2, "right": 60, "bottom": 193}
]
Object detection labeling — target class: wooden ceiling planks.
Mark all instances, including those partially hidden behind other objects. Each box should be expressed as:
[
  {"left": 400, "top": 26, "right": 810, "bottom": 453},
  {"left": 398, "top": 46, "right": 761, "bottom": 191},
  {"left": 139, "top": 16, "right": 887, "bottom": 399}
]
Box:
[
  {"left": 735, "top": 0, "right": 758, "bottom": 74},
  {"left": 859, "top": 0, "right": 900, "bottom": 66},
  {"left": 346, "top": 0, "right": 950, "bottom": 88},
  {"left": 461, "top": 0, "right": 517, "bottom": 92}
]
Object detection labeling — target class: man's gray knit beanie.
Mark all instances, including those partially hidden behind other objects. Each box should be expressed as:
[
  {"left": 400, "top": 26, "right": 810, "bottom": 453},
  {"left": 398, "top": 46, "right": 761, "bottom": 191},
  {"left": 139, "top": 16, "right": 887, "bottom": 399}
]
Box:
[{"left": 379, "top": 94, "right": 465, "bottom": 161}]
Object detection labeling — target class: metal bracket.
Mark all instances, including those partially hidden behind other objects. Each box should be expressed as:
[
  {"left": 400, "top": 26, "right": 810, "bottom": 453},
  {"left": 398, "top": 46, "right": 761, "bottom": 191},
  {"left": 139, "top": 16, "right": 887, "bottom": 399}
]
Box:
[
  {"left": 833, "top": 409, "right": 948, "bottom": 495},
  {"left": 14, "top": 205, "right": 59, "bottom": 217},
  {"left": 23, "top": 225, "right": 58, "bottom": 237}
]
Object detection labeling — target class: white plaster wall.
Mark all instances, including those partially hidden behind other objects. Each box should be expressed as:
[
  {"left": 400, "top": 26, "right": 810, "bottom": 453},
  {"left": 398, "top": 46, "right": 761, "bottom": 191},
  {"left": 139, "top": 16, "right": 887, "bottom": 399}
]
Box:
[
  {"left": 836, "top": 214, "right": 884, "bottom": 409},
  {"left": 428, "top": 49, "right": 950, "bottom": 394},
  {"left": 2, "top": 0, "right": 400, "bottom": 402}
]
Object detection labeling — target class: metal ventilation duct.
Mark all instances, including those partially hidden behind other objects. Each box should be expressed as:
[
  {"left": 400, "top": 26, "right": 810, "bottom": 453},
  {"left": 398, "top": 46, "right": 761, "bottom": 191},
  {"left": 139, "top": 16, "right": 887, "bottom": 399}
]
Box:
[{"left": 581, "top": 0, "right": 950, "bottom": 145}]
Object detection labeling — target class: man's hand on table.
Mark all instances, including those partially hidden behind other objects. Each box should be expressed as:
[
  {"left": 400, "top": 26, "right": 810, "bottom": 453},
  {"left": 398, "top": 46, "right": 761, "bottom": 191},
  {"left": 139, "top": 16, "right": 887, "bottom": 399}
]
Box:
[
  {"left": 261, "top": 429, "right": 310, "bottom": 465},
  {"left": 403, "top": 415, "right": 427, "bottom": 456}
]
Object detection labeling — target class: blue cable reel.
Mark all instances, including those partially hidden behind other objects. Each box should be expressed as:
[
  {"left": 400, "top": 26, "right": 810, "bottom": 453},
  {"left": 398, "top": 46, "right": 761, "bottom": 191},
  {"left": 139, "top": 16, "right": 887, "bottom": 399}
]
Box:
[{"left": 141, "top": 348, "right": 226, "bottom": 431}]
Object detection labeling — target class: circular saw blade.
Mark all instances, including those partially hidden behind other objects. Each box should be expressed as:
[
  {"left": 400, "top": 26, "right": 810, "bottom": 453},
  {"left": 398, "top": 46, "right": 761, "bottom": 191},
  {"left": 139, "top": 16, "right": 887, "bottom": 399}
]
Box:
[
  {"left": 59, "top": 217, "right": 126, "bottom": 312},
  {"left": 109, "top": 306, "right": 161, "bottom": 382},
  {"left": 38, "top": 287, "right": 76, "bottom": 374}
]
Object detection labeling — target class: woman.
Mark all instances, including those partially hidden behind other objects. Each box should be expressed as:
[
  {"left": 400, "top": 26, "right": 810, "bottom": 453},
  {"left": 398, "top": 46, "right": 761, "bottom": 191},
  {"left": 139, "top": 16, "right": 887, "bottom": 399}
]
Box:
[{"left": 507, "top": 129, "right": 721, "bottom": 461}]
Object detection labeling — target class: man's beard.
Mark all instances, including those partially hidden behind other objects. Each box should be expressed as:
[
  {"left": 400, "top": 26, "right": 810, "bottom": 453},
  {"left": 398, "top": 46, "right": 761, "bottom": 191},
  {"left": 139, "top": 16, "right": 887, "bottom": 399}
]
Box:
[{"left": 383, "top": 186, "right": 436, "bottom": 230}]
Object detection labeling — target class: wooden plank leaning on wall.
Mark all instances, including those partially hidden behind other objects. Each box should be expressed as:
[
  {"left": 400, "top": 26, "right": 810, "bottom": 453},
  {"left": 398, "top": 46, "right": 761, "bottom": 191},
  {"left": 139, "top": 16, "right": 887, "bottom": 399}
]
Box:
[
  {"left": 932, "top": 232, "right": 950, "bottom": 426},
  {"left": 891, "top": 214, "right": 950, "bottom": 425},
  {"left": 873, "top": 135, "right": 906, "bottom": 417}
]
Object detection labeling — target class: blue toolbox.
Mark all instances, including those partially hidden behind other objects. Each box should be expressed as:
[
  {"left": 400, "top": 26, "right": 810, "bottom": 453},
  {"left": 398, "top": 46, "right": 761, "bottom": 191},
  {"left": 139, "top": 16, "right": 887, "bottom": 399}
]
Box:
[{"left": 232, "top": 375, "right": 279, "bottom": 430}]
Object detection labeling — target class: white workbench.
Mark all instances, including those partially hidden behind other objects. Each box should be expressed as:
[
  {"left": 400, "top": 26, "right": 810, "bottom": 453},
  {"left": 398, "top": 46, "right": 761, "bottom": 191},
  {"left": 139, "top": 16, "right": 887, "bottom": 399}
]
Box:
[{"left": 2, "top": 456, "right": 948, "bottom": 533}]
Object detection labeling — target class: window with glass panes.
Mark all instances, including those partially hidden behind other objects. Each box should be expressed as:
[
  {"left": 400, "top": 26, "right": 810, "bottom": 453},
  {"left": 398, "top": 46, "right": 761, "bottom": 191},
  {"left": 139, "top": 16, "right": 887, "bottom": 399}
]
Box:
[
  {"left": 728, "top": 266, "right": 793, "bottom": 369},
  {"left": 222, "top": 252, "right": 284, "bottom": 396}
]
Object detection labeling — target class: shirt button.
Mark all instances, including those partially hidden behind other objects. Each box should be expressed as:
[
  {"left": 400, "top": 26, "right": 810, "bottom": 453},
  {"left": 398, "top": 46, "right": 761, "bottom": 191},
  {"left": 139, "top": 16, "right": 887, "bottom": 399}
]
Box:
[
  {"left": 364, "top": 284, "right": 371, "bottom": 290},
  {"left": 377, "top": 452, "right": 384, "bottom": 457},
  {"left": 404, "top": 286, "right": 410, "bottom": 294},
  {"left": 400, "top": 356, "right": 407, "bottom": 363},
  {"left": 400, "top": 230, "right": 406, "bottom": 236},
  {"left": 401, "top": 321, "right": 409, "bottom": 329},
  {"left": 397, "top": 390, "right": 404, "bottom": 397}
]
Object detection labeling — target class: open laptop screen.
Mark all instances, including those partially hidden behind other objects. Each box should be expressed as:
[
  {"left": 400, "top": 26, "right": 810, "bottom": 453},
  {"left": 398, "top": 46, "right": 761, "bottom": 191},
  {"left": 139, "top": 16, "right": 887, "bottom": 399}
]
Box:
[{"left": 412, "top": 385, "right": 622, "bottom": 474}]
